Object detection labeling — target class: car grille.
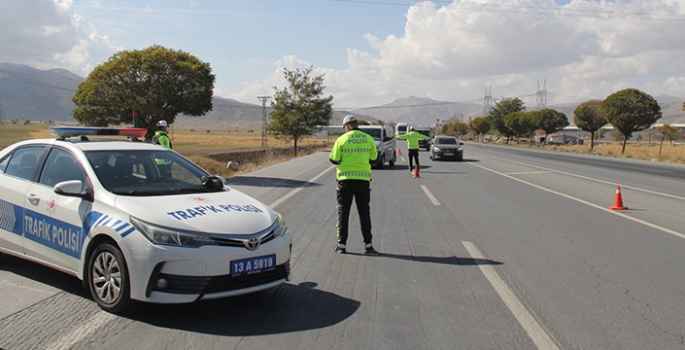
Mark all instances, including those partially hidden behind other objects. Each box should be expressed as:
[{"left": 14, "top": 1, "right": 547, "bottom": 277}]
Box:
[
  {"left": 152, "top": 262, "right": 290, "bottom": 295},
  {"left": 212, "top": 230, "right": 275, "bottom": 248}
]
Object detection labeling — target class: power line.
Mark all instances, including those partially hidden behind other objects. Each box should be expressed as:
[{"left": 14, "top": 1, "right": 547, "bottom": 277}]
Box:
[{"left": 326, "top": 0, "right": 685, "bottom": 22}]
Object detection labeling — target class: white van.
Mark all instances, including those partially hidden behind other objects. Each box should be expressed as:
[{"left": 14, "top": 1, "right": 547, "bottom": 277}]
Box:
[
  {"left": 358, "top": 125, "right": 397, "bottom": 169},
  {"left": 396, "top": 123, "right": 408, "bottom": 136}
]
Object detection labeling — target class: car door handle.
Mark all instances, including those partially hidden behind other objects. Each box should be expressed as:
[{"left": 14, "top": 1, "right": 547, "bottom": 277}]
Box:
[{"left": 27, "top": 194, "right": 40, "bottom": 206}]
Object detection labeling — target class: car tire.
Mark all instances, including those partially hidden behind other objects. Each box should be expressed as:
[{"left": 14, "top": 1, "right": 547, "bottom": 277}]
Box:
[
  {"left": 389, "top": 152, "right": 396, "bottom": 166},
  {"left": 377, "top": 154, "right": 385, "bottom": 169},
  {"left": 88, "top": 242, "right": 134, "bottom": 313}
]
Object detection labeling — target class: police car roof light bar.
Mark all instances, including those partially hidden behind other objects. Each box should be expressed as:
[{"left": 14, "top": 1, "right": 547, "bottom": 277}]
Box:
[{"left": 50, "top": 126, "right": 148, "bottom": 140}]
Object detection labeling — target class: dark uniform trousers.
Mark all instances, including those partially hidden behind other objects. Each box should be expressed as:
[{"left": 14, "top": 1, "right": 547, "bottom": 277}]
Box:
[
  {"left": 408, "top": 149, "right": 420, "bottom": 170},
  {"left": 336, "top": 179, "right": 372, "bottom": 245}
]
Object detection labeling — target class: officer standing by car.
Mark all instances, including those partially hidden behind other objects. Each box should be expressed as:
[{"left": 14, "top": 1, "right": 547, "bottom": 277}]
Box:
[
  {"left": 395, "top": 126, "right": 431, "bottom": 172},
  {"left": 152, "top": 120, "right": 174, "bottom": 150},
  {"left": 329, "top": 115, "right": 380, "bottom": 255},
  {"left": 152, "top": 120, "right": 174, "bottom": 176}
]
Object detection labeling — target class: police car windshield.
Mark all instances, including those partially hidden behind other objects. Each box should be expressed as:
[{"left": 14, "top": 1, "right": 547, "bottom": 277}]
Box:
[
  {"left": 358, "top": 127, "right": 381, "bottom": 141},
  {"left": 85, "top": 150, "right": 218, "bottom": 196}
]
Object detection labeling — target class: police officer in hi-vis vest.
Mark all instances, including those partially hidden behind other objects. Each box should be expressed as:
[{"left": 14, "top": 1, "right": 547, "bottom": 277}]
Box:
[
  {"left": 329, "top": 115, "right": 379, "bottom": 255},
  {"left": 395, "top": 125, "right": 430, "bottom": 172}
]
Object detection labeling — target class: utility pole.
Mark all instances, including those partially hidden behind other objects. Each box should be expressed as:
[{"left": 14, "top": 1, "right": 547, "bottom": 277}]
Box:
[
  {"left": 257, "top": 96, "right": 271, "bottom": 148},
  {"left": 536, "top": 80, "right": 547, "bottom": 110},
  {"left": 483, "top": 86, "right": 493, "bottom": 116},
  {"left": 0, "top": 70, "right": 6, "bottom": 127}
]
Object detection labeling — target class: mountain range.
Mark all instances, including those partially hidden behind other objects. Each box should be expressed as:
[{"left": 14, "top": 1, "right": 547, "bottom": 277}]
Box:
[{"left": 1, "top": 62, "right": 683, "bottom": 128}]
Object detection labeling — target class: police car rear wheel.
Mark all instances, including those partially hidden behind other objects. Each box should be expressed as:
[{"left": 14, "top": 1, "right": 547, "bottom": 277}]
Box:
[{"left": 88, "top": 243, "right": 133, "bottom": 313}]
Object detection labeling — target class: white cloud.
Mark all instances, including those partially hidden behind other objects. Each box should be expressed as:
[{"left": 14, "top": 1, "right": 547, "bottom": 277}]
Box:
[
  {"left": 0, "top": 0, "right": 118, "bottom": 76},
  {"left": 228, "top": 0, "right": 685, "bottom": 107},
  {"left": 3, "top": 0, "right": 684, "bottom": 108}
]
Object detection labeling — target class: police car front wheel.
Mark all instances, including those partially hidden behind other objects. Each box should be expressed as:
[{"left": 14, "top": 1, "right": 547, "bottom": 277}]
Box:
[{"left": 88, "top": 243, "right": 134, "bottom": 313}]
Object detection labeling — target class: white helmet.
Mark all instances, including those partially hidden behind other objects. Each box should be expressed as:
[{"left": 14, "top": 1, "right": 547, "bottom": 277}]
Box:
[{"left": 157, "top": 120, "right": 168, "bottom": 127}]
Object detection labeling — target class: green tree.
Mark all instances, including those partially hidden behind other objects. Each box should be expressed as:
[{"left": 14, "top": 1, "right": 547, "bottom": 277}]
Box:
[
  {"left": 488, "top": 97, "right": 525, "bottom": 142},
  {"left": 601, "top": 88, "right": 662, "bottom": 155},
  {"left": 469, "top": 116, "right": 491, "bottom": 142},
  {"left": 441, "top": 117, "right": 469, "bottom": 137},
  {"left": 534, "top": 108, "right": 569, "bottom": 145},
  {"left": 656, "top": 124, "right": 680, "bottom": 155},
  {"left": 268, "top": 66, "right": 334, "bottom": 156},
  {"left": 573, "top": 100, "right": 606, "bottom": 150},
  {"left": 72, "top": 45, "right": 215, "bottom": 139},
  {"left": 504, "top": 111, "right": 536, "bottom": 144}
]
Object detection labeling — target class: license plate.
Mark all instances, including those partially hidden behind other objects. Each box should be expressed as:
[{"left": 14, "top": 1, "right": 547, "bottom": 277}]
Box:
[
  {"left": 444, "top": 152, "right": 453, "bottom": 156},
  {"left": 231, "top": 254, "right": 276, "bottom": 275}
]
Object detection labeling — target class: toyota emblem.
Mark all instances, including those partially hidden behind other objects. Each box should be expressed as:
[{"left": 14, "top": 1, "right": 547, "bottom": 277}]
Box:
[{"left": 245, "top": 237, "right": 261, "bottom": 250}]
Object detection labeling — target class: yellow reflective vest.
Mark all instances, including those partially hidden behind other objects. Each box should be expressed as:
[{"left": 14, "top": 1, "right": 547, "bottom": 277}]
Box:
[
  {"left": 396, "top": 130, "right": 430, "bottom": 150},
  {"left": 329, "top": 129, "right": 378, "bottom": 181}
]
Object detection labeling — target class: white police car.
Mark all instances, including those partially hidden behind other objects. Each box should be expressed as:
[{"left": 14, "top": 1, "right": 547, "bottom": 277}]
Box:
[{"left": 0, "top": 126, "right": 292, "bottom": 313}]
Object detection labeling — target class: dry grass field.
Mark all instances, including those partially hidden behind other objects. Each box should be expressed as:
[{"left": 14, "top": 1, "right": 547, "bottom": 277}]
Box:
[{"left": 509, "top": 140, "right": 685, "bottom": 164}]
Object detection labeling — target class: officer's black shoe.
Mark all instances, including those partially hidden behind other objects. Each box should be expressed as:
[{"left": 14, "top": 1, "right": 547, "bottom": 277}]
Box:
[
  {"left": 333, "top": 245, "right": 346, "bottom": 254},
  {"left": 364, "top": 246, "right": 380, "bottom": 256}
]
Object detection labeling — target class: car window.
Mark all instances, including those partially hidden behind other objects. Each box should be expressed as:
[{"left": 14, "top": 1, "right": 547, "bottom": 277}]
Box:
[
  {"left": 39, "top": 148, "right": 87, "bottom": 188},
  {"left": 437, "top": 138, "right": 458, "bottom": 145},
  {"left": 417, "top": 129, "right": 431, "bottom": 137},
  {"left": 358, "top": 128, "right": 381, "bottom": 141},
  {"left": 86, "top": 150, "right": 213, "bottom": 196},
  {"left": 3, "top": 146, "right": 46, "bottom": 181}
]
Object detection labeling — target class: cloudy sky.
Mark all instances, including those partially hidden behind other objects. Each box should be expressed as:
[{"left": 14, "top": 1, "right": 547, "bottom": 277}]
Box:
[{"left": 1, "top": 0, "right": 685, "bottom": 109}]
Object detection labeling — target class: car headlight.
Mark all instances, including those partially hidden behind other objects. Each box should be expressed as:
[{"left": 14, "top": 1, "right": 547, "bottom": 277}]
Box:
[
  {"left": 433, "top": 147, "right": 441, "bottom": 152},
  {"left": 273, "top": 213, "right": 289, "bottom": 238},
  {"left": 457, "top": 147, "right": 463, "bottom": 151},
  {"left": 130, "top": 216, "right": 218, "bottom": 248}
]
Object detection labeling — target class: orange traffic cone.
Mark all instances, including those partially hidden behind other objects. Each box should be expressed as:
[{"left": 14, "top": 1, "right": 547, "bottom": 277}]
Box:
[
  {"left": 609, "top": 185, "right": 628, "bottom": 210},
  {"left": 413, "top": 164, "right": 421, "bottom": 178},
  {"left": 398, "top": 148, "right": 402, "bottom": 156}
]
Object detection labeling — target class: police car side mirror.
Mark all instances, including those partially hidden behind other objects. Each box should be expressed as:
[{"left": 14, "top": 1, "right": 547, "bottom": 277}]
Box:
[
  {"left": 201, "top": 175, "right": 225, "bottom": 191},
  {"left": 54, "top": 180, "right": 93, "bottom": 201}
]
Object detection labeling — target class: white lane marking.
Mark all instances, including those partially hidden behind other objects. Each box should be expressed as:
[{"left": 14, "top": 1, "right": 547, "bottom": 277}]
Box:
[
  {"left": 269, "top": 165, "right": 336, "bottom": 209},
  {"left": 505, "top": 171, "right": 553, "bottom": 175},
  {"left": 45, "top": 311, "right": 116, "bottom": 350},
  {"left": 420, "top": 185, "right": 441, "bottom": 206},
  {"left": 471, "top": 152, "right": 685, "bottom": 201},
  {"left": 462, "top": 241, "right": 560, "bottom": 350},
  {"left": 469, "top": 162, "right": 685, "bottom": 240}
]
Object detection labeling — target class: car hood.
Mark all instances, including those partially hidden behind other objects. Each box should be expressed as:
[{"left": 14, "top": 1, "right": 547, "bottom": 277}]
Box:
[{"left": 114, "top": 188, "right": 276, "bottom": 235}]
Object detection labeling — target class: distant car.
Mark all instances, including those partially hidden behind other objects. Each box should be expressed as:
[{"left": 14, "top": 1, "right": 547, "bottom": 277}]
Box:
[
  {"left": 415, "top": 128, "right": 433, "bottom": 151},
  {"left": 358, "top": 125, "right": 396, "bottom": 169},
  {"left": 0, "top": 126, "right": 292, "bottom": 313},
  {"left": 429, "top": 136, "right": 464, "bottom": 161}
]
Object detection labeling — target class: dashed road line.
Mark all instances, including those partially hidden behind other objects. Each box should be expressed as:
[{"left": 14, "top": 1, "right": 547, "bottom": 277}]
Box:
[
  {"left": 420, "top": 185, "right": 441, "bottom": 206},
  {"left": 45, "top": 311, "right": 116, "bottom": 350},
  {"left": 462, "top": 241, "right": 560, "bottom": 350},
  {"left": 269, "top": 165, "right": 335, "bottom": 209}
]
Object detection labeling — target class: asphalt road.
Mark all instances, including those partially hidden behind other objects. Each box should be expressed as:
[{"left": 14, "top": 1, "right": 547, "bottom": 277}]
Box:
[{"left": 1, "top": 142, "right": 685, "bottom": 349}]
